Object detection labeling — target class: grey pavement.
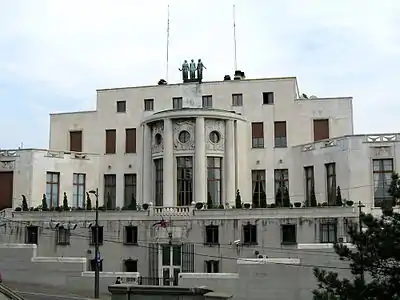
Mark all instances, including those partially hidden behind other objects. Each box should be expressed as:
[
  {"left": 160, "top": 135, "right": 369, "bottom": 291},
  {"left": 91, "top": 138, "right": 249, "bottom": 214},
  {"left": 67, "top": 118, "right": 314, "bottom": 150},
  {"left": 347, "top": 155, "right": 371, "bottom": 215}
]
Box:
[{"left": 3, "top": 281, "right": 110, "bottom": 300}]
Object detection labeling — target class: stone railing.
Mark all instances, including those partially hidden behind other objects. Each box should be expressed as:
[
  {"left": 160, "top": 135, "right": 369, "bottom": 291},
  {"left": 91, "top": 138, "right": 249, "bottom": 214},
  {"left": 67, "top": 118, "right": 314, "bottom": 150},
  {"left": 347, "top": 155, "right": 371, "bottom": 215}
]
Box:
[
  {"left": 153, "top": 206, "right": 192, "bottom": 216},
  {"left": 364, "top": 134, "right": 399, "bottom": 143}
]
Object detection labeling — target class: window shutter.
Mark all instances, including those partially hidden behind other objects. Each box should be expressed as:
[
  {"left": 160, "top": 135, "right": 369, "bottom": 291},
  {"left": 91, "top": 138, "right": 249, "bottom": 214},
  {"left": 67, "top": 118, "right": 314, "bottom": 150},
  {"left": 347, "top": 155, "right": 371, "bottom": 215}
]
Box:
[
  {"left": 313, "top": 119, "right": 329, "bottom": 141},
  {"left": 274, "top": 121, "right": 286, "bottom": 137},
  {"left": 105, "top": 129, "right": 116, "bottom": 154},
  {"left": 251, "top": 122, "right": 264, "bottom": 138},
  {"left": 181, "top": 243, "right": 195, "bottom": 272},
  {"left": 125, "top": 128, "right": 136, "bottom": 153},
  {"left": 69, "top": 131, "right": 82, "bottom": 152}
]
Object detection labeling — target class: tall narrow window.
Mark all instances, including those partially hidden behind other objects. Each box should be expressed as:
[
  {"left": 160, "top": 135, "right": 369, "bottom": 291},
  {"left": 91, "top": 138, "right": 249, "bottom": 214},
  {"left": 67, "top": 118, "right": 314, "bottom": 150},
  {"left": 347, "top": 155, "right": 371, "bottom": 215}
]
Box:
[
  {"left": 69, "top": 131, "right": 82, "bottom": 152},
  {"left": 274, "top": 121, "right": 287, "bottom": 147},
  {"left": 274, "top": 169, "right": 289, "bottom": 206},
  {"left": 105, "top": 129, "right": 116, "bottom": 154},
  {"left": 46, "top": 172, "right": 60, "bottom": 209},
  {"left": 251, "top": 170, "right": 266, "bottom": 207},
  {"left": 251, "top": 122, "right": 264, "bottom": 148},
  {"left": 124, "top": 174, "right": 137, "bottom": 208},
  {"left": 325, "top": 163, "right": 336, "bottom": 205},
  {"left": 73, "top": 173, "right": 86, "bottom": 208},
  {"left": 173, "top": 97, "right": 183, "bottom": 109},
  {"left": 202, "top": 95, "right": 212, "bottom": 108},
  {"left": 125, "top": 128, "right": 136, "bottom": 153},
  {"left": 373, "top": 159, "right": 394, "bottom": 207},
  {"left": 313, "top": 119, "right": 329, "bottom": 141},
  {"left": 320, "top": 219, "right": 337, "bottom": 243},
  {"left": 155, "top": 159, "right": 164, "bottom": 206},
  {"left": 104, "top": 174, "right": 116, "bottom": 209},
  {"left": 207, "top": 157, "right": 222, "bottom": 207},
  {"left": 304, "top": 166, "right": 314, "bottom": 206},
  {"left": 177, "top": 157, "right": 193, "bottom": 206}
]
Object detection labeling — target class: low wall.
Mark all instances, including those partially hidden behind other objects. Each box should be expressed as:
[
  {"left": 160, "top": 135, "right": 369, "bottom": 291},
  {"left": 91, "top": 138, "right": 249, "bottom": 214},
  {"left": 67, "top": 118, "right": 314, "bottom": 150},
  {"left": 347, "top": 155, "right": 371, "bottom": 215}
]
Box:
[{"left": 0, "top": 243, "right": 139, "bottom": 295}]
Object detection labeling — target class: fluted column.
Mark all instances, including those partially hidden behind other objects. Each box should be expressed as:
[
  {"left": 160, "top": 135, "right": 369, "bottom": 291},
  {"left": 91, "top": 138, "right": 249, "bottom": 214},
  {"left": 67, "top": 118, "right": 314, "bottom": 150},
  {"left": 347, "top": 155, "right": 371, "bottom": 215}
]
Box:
[
  {"left": 142, "top": 124, "right": 152, "bottom": 205},
  {"left": 225, "top": 120, "right": 235, "bottom": 206},
  {"left": 163, "top": 118, "right": 174, "bottom": 206},
  {"left": 195, "top": 117, "right": 206, "bottom": 204}
]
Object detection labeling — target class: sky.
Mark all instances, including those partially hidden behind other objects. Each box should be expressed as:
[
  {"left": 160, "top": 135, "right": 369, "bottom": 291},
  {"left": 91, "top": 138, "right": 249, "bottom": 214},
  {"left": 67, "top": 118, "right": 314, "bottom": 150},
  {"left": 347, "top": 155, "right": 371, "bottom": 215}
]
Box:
[{"left": 0, "top": 0, "right": 399, "bottom": 149}]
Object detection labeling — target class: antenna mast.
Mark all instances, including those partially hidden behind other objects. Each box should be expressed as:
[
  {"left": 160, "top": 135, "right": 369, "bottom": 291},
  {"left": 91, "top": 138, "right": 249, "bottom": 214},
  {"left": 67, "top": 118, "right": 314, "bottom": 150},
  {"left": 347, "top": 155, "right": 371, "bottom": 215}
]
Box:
[
  {"left": 166, "top": 4, "right": 170, "bottom": 82},
  {"left": 233, "top": 4, "right": 238, "bottom": 70}
]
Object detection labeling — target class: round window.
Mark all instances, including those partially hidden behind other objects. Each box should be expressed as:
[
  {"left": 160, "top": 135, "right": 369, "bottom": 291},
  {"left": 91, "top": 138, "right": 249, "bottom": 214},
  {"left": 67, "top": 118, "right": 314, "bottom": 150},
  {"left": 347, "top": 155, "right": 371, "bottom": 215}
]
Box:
[
  {"left": 209, "top": 131, "right": 220, "bottom": 143},
  {"left": 154, "top": 133, "right": 162, "bottom": 145},
  {"left": 178, "top": 130, "right": 191, "bottom": 143}
]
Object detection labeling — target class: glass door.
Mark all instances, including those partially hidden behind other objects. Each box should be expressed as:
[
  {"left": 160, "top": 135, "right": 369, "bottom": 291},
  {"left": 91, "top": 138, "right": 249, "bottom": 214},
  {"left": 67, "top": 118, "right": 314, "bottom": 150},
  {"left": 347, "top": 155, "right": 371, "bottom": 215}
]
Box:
[{"left": 161, "top": 245, "right": 181, "bottom": 286}]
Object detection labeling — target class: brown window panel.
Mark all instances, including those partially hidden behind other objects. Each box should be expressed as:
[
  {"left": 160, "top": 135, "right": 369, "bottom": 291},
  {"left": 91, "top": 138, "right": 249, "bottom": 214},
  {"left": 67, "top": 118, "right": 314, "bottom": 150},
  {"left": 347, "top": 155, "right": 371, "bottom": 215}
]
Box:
[
  {"left": 69, "top": 131, "right": 82, "bottom": 152},
  {"left": 274, "top": 121, "right": 286, "bottom": 137},
  {"left": 251, "top": 122, "right": 264, "bottom": 138},
  {"left": 313, "top": 119, "right": 329, "bottom": 141},
  {"left": 105, "top": 129, "right": 116, "bottom": 154},
  {"left": 125, "top": 128, "right": 136, "bottom": 153}
]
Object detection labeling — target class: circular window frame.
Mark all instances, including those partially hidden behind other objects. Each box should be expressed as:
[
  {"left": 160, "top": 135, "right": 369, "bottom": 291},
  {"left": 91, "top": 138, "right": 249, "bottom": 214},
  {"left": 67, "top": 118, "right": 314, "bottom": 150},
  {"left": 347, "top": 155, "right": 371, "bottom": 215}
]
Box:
[
  {"left": 209, "top": 131, "right": 221, "bottom": 144},
  {"left": 178, "top": 130, "right": 191, "bottom": 143},
  {"left": 154, "top": 133, "right": 163, "bottom": 145}
]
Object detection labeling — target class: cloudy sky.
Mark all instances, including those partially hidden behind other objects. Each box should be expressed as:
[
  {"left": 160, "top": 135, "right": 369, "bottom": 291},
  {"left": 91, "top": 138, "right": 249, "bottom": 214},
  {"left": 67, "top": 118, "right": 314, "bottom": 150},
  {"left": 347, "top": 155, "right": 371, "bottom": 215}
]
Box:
[{"left": 0, "top": 0, "right": 399, "bottom": 149}]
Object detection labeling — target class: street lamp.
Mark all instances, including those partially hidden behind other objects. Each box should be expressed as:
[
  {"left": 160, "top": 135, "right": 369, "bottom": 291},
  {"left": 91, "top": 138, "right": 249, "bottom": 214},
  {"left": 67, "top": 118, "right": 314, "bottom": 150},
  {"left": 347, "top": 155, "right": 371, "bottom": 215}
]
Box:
[{"left": 88, "top": 188, "right": 100, "bottom": 299}]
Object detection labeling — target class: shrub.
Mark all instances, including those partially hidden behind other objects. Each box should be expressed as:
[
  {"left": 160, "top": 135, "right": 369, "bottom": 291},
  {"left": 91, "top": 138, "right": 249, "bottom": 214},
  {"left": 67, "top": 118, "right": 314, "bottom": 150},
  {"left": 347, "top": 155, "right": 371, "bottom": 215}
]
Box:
[
  {"left": 42, "top": 194, "right": 48, "bottom": 211},
  {"left": 235, "top": 190, "right": 242, "bottom": 209},
  {"left": 22, "top": 195, "right": 29, "bottom": 211},
  {"left": 63, "top": 192, "right": 69, "bottom": 211}
]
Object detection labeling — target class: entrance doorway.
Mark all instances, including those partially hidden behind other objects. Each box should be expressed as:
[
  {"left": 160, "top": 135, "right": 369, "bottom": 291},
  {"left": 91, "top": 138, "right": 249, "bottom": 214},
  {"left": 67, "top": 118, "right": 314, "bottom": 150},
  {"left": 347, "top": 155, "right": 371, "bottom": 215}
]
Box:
[{"left": 160, "top": 244, "right": 181, "bottom": 286}]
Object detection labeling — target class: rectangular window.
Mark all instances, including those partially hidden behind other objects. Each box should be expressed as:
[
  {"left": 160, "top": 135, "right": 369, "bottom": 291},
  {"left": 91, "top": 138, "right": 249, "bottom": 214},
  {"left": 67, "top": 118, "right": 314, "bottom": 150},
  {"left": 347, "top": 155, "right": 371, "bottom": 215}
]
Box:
[
  {"left": 274, "top": 121, "right": 287, "bottom": 148},
  {"left": 320, "top": 220, "right": 337, "bottom": 243},
  {"left": 73, "top": 173, "right": 86, "bottom": 208},
  {"left": 125, "top": 128, "right": 136, "bottom": 153},
  {"left": 155, "top": 159, "right": 164, "bottom": 206},
  {"left": 90, "top": 259, "right": 103, "bottom": 272},
  {"left": 274, "top": 169, "right": 289, "bottom": 206},
  {"left": 205, "top": 260, "right": 219, "bottom": 273},
  {"left": 205, "top": 225, "right": 219, "bottom": 245},
  {"left": 46, "top": 172, "right": 60, "bottom": 209},
  {"left": 124, "top": 259, "right": 138, "bottom": 272},
  {"left": 69, "top": 130, "right": 82, "bottom": 152},
  {"left": 25, "top": 226, "right": 38, "bottom": 244},
  {"left": 144, "top": 99, "right": 154, "bottom": 111},
  {"left": 251, "top": 170, "right": 266, "bottom": 207},
  {"left": 313, "top": 119, "right": 329, "bottom": 141},
  {"left": 232, "top": 93, "right": 243, "bottom": 106},
  {"left": 326, "top": 163, "right": 336, "bottom": 205},
  {"left": 56, "top": 226, "right": 70, "bottom": 245},
  {"left": 116, "top": 100, "right": 126, "bottom": 113},
  {"left": 281, "top": 224, "right": 296, "bottom": 245},
  {"left": 173, "top": 97, "right": 183, "bottom": 109},
  {"left": 262, "top": 92, "right": 274, "bottom": 104},
  {"left": 124, "top": 226, "right": 138, "bottom": 245},
  {"left": 207, "top": 157, "right": 222, "bottom": 207},
  {"left": 124, "top": 174, "right": 137, "bottom": 208},
  {"left": 90, "top": 226, "right": 104, "bottom": 245},
  {"left": 177, "top": 157, "right": 193, "bottom": 206},
  {"left": 105, "top": 129, "right": 116, "bottom": 154},
  {"left": 373, "top": 159, "right": 394, "bottom": 207},
  {"left": 251, "top": 122, "right": 264, "bottom": 148},
  {"left": 243, "top": 224, "right": 257, "bottom": 245},
  {"left": 104, "top": 174, "right": 116, "bottom": 209},
  {"left": 304, "top": 166, "right": 314, "bottom": 206},
  {"left": 202, "top": 95, "right": 212, "bottom": 108}
]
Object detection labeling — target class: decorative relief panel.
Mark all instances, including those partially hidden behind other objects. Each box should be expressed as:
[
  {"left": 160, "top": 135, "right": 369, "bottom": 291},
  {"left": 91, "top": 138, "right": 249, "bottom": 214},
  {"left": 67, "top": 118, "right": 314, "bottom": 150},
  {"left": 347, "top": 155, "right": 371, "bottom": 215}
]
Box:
[
  {"left": 173, "top": 119, "right": 195, "bottom": 151},
  {"left": 205, "top": 119, "right": 225, "bottom": 152},
  {"left": 152, "top": 122, "right": 164, "bottom": 154},
  {"left": 0, "top": 160, "right": 15, "bottom": 170},
  {"left": 371, "top": 146, "right": 392, "bottom": 158}
]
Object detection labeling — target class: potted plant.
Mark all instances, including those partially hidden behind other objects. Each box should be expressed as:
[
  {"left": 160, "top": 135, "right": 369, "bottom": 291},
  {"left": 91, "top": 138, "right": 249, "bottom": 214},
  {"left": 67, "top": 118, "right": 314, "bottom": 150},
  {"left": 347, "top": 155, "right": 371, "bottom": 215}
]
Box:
[
  {"left": 270, "top": 203, "right": 277, "bottom": 208},
  {"left": 63, "top": 192, "right": 69, "bottom": 211},
  {"left": 294, "top": 202, "right": 301, "bottom": 208},
  {"left": 310, "top": 186, "right": 317, "bottom": 207},
  {"left": 41, "top": 194, "right": 48, "bottom": 211},
  {"left": 86, "top": 192, "right": 92, "bottom": 210},
  {"left": 346, "top": 200, "right": 354, "bottom": 207},
  {"left": 142, "top": 203, "right": 149, "bottom": 210},
  {"left": 322, "top": 202, "right": 328, "bottom": 207},
  {"left": 22, "top": 195, "right": 29, "bottom": 211},
  {"left": 235, "top": 190, "right": 242, "bottom": 209},
  {"left": 218, "top": 204, "right": 224, "bottom": 209},
  {"left": 243, "top": 203, "right": 251, "bottom": 209},
  {"left": 336, "top": 186, "right": 343, "bottom": 206},
  {"left": 207, "top": 193, "right": 213, "bottom": 209},
  {"left": 14, "top": 207, "right": 22, "bottom": 211},
  {"left": 195, "top": 202, "right": 204, "bottom": 210}
]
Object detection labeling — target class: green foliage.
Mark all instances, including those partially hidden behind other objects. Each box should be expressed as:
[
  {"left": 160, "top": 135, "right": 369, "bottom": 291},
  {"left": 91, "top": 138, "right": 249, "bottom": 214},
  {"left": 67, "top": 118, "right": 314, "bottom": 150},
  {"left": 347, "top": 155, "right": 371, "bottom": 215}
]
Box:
[
  {"left": 62, "top": 192, "right": 69, "bottom": 211},
  {"left": 310, "top": 186, "right": 317, "bottom": 207},
  {"left": 313, "top": 211, "right": 400, "bottom": 299},
  {"left": 86, "top": 192, "right": 92, "bottom": 210},
  {"left": 207, "top": 192, "right": 213, "bottom": 209},
  {"left": 388, "top": 172, "right": 400, "bottom": 206},
  {"left": 41, "top": 194, "right": 48, "bottom": 211},
  {"left": 283, "top": 187, "right": 290, "bottom": 207},
  {"left": 336, "top": 186, "right": 343, "bottom": 206},
  {"left": 21, "top": 195, "right": 29, "bottom": 211},
  {"left": 235, "top": 190, "right": 242, "bottom": 209}
]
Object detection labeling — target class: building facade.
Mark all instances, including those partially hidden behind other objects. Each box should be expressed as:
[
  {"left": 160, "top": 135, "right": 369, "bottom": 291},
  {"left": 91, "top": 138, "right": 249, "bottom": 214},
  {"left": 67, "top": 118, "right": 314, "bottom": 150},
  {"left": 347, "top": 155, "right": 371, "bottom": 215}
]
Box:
[{"left": 0, "top": 74, "right": 398, "bottom": 299}]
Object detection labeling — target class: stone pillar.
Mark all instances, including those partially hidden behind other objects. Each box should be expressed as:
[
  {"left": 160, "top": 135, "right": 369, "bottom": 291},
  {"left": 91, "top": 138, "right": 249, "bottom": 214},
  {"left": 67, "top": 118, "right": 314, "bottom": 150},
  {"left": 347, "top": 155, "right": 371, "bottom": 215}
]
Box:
[
  {"left": 195, "top": 117, "right": 206, "bottom": 204},
  {"left": 163, "top": 118, "right": 174, "bottom": 206},
  {"left": 225, "top": 120, "right": 235, "bottom": 206},
  {"left": 142, "top": 124, "right": 152, "bottom": 205}
]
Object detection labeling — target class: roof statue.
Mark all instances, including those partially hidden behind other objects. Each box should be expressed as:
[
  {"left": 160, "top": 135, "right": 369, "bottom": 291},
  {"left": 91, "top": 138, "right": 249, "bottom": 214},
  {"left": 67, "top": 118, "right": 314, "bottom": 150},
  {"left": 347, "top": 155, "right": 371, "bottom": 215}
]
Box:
[{"left": 180, "top": 58, "right": 206, "bottom": 83}]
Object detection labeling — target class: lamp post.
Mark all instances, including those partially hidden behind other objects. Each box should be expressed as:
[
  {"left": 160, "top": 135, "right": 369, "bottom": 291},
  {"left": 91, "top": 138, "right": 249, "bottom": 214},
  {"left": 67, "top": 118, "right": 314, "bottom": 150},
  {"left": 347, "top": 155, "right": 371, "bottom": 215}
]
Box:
[{"left": 89, "top": 188, "right": 100, "bottom": 299}]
